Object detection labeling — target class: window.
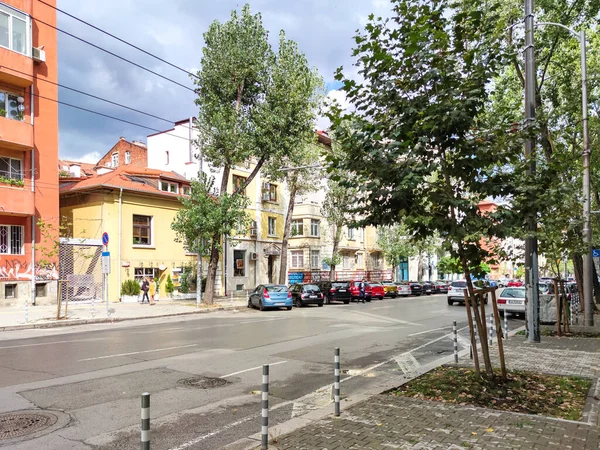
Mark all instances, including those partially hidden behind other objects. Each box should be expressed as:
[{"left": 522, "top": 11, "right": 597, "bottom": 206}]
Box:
[
  {"left": 0, "top": 225, "right": 24, "bottom": 254},
  {"left": 343, "top": 255, "right": 352, "bottom": 269},
  {"left": 134, "top": 268, "right": 158, "bottom": 283},
  {"left": 125, "top": 151, "right": 131, "bottom": 164},
  {"left": 295, "top": 195, "right": 304, "bottom": 204},
  {"left": 310, "top": 250, "right": 320, "bottom": 269},
  {"left": 348, "top": 228, "right": 355, "bottom": 240},
  {"left": 35, "top": 283, "right": 46, "bottom": 297},
  {"left": 132, "top": 215, "right": 152, "bottom": 245},
  {"left": 310, "top": 219, "right": 320, "bottom": 237},
  {"left": 291, "top": 250, "right": 304, "bottom": 268},
  {"left": 371, "top": 253, "right": 382, "bottom": 269},
  {"left": 233, "top": 250, "right": 246, "bottom": 277},
  {"left": 0, "top": 4, "right": 30, "bottom": 56},
  {"left": 233, "top": 175, "right": 247, "bottom": 195},
  {"left": 268, "top": 217, "right": 276, "bottom": 236},
  {"left": 4, "top": 284, "right": 16, "bottom": 298},
  {"left": 0, "top": 156, "right": 22, "bottom": 181},
  {"left": 111, "top": 153, "right": 119, "bottom": 167},
  {"left": 291, "top": 219, "right": 303, "bottom": 236},
  {"left": 356, "top": 252, "right": 364, "bottom": 268},
  {"left": 182, "top": 186, "right": 191, "bottom": 196},
  {"left": 269, "top": 184, "right": 278, "bottom": 202},
  {"left": 0, "top": 92, "right": 24, "bottom": 121},
  {"left": 250, "top": 220, "right": 257, "bottom": 236},
  {"left": 159, "top": 181, "right": 179, "bottom": 194}
]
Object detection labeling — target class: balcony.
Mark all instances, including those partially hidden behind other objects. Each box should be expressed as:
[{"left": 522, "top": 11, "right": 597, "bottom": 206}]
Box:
[
  {"left": 0, "top": 116, "right": 33, "bottom": 150},
  {"left": 0, "top": 184, "right": 34, "bottom": 216},
  {"left": 0, "top": 47, "right": 34, "bottom": 88}
]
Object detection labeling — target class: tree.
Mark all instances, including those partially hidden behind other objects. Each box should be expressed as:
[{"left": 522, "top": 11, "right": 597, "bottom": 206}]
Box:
[
  {"left": 328, "top": 0, "right": 523, "bottom": 377},
  {"left": 376, "top": 224, "right": 416, "bottom": 280},
  {"left": 190, "top": 5, "right": 323, "bottom": 302},
  {"left": 437, "top": 257, "right": 461, "bottom": 278}
]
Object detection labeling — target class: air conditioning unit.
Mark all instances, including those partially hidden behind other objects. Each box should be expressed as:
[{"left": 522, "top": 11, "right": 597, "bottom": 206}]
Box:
[
  {"left": 32, "top": 47, "right": 46, "bottom": 63},
  {"left": 250, "top": 252, "right": 258, "bottom": 261},
  {"left": 262, "top": 192, "right": 270, "bottom": 202}
]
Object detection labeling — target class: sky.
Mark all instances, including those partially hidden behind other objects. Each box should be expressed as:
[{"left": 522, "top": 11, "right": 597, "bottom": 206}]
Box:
[{"left": 56, "top": 0, "right": 393, "bottom": 163}]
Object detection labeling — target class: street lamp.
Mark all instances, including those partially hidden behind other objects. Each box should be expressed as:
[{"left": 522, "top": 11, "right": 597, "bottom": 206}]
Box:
[{"left": 534, "top": 23, "right": 592, "bottom": 326}]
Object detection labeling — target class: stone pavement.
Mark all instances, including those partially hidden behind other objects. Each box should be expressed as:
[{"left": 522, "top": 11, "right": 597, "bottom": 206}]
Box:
[
  {"left": 264, "top": 335, "right": 600, "bottom": 449},
  {"left": 0, "top": 297, "right": 247, "bottom": 331}
]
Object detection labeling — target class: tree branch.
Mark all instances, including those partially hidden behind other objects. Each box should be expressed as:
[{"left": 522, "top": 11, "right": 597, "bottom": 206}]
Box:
[{"left": 233, "top": 155, "right": 266, "bottom": 195}]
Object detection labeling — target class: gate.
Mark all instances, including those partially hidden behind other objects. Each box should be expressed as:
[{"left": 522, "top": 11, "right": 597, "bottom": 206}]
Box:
[{"left": 58, "top": 238, "right": 103, "bottom": 304}]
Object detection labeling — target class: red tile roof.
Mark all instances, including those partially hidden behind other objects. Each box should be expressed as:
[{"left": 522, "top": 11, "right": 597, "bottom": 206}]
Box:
[{"left": 58, "top": 160, "right": 97, "bottom": 178}]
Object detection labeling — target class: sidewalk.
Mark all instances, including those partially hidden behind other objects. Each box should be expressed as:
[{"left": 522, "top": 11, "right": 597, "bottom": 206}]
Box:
[
  {"left": 262, "top": 333, "right": 600, "bottom": 449},
  {"left": 0, "top": 297, "right": 247, "bottom": 331}
]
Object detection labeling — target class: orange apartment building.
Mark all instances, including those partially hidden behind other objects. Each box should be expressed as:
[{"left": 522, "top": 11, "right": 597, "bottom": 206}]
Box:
[{"left": 0, "top": 0, "right": 58, "bottom": 306}]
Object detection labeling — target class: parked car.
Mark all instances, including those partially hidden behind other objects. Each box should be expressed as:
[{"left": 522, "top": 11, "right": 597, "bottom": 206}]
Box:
[
  {"left": 496, "top": 278, "right": 509, "bottom": 288},
  {"left": 369, "top": 282, "right": 386, "bottom": 300},
  {"left": 248, "top": 284, "right": 292, "bottom": 311},
  {"left": 349, "top": 280, "right": 372, "bottom": 302},
  {"left": 380, "top": 281, "right": 398, "bottom": 298},
  {"left": 290, "top": 283, "right": 324, "bottom": 308},
  {"left": 407, "top": 281, "right": 422, "bottom": 296},
  {"left": 507, "top": 279, "right": 523, "bottom": 287},
  {"left": 496, "top": 287, "right": 526, "bottom": 316},
  {"left": 394, "top": 282, "right": 411, "bottom": 297},
  {"left": 316, "top": 281, "right": 351, "bottom": 304},
  {"left": 421, "top": 281, "right": 433, "bottom": 295},
  {"left": 447, "top": 280, "right": 489, "bottom": 306},
  {"left": 433, "top": 281, "right": 448, "bottom": 294}
]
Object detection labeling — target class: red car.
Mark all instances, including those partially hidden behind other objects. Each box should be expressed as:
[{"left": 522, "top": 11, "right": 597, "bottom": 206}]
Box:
[
  {"left": 368, "top": 283, "right": 385, "bottom": 300},
  {"left": 349, "top": 280, "right": 372, "bottom": 302},
  {"left": 507, "top": 279, "right": 523, "bottom": 287}
]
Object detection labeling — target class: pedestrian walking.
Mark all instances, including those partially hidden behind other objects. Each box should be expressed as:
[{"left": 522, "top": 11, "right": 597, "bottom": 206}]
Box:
[
  {"left": 141, "top": 277, "right": 150, "bottom": 304},
  {"left": 359, "top": 279, "right": 366, "bottom": 303},
  {"left": 149, "top": 278, "right": 157, "bottom": 305}
]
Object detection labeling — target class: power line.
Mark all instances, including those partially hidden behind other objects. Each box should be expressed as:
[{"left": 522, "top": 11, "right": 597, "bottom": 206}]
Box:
[
  {"left": 37, "top": 0, "right": 199, "bottom": 80},
  {"left": 1, "top": 65, "right": 177, "bottom": 124},
  {"left": 0, "top": 81, "right": 193, "bottom": 143},
  {"left": 30, "top": 14, "right": 196, "bottom": 93}
]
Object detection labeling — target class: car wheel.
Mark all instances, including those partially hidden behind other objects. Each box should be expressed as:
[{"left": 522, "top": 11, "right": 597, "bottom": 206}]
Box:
[
  {"left": 484, "top": 295, "right": 489, "bottom": 305},
  {"left": 318, "top": 302, "right": 324, "bottom": 307},
  {"left": 247, "top": 298, "right": 252, "bottom": 308},
  {"left": 366, "top": 298, "right": 371, "bottom": 302},
  {"left": 447, "top": 299, "right": 453, "bottom": 305},
  {"left": 499, "top": 310, "right": 505, "bottom": 317},
  {"left": 295, "top": 299, "right": 302, "bottom": 308},
  {"left": 259, "top": 300, "right": 265, "bottom": 311},
  {"left": 391, "top": 295, "right": 397, "bottom": 299},
  {"left": 415, "top": 294, "right": 421, "bottom": 297},
  {"left": 287, "top": 306, "right": 292, "bottom": 311},
  {"left": 326, "top": 297, "right": 331, "bottom": 305},
  {"left": 343, "top": 300, "right": 350, "bottom": 304}
]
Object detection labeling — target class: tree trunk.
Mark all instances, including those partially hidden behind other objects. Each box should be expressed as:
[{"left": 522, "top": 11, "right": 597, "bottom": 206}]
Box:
[
  {"left": 573, "top": 254, "right": 584, "bottom": 313},
  {"left": 329, "top": 224, "right": 340, "bottom": 281},
  {"left": 417, "top": 250, "right": 424, "bottom": 281},
  {"left": 203, "top": 236, "right": 220, "bottom": 305},
  {"left": 196, "top": 241, "right": 202, "bottom": 306},
  {"left": 279, "top": 184, "right": 298, "bottom": 284}
]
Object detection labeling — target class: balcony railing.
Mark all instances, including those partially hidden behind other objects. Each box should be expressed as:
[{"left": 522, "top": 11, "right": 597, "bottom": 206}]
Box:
[{"left": 0, "top": 115, "right": 33, "bottom": 150}]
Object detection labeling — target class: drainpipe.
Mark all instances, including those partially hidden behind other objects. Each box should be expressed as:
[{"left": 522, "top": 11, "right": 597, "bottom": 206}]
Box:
[
  {"left": 31, "top": 147, "right": 35, "bottom": 306},
  {"left": 118, "top": 188, "right": 123, "bottom": 297}
]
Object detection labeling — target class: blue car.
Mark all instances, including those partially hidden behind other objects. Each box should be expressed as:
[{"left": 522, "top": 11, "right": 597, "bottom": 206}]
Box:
[{"left": 248, "top": 284, "right": 292, "bottom": 311}]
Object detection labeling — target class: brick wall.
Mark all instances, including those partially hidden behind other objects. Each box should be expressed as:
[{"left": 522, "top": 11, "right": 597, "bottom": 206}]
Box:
[{"left": 97, "top": 137, "right": 147, "bottom": 168}]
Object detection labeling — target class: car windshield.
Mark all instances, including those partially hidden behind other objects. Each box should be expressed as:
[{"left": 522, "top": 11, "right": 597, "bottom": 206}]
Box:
[
  {"left": 332, "top": 282, "right": 349, "bottom": 288},
  {"left": 266, "top": 285, "right": 288, "bottom": 292},
  {"left": 501, "top": 288, "right": 526, "bottom": 298},
  {"left": 452, "top": 281, "right": 467, "bottom": 288},
  {"left": 303, "top": 284, "right": 320, "bottom": 292}
]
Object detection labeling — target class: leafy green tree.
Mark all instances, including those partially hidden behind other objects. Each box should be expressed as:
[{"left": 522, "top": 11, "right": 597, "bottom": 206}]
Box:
[
  {"left": 189, "top": 4, "right": 323, "bottom": 302},
  {"left": 327, "top": 0, "right": 523, "bottom": 377},
  {"left": 437, "top": 256, "right": 461, "bottom": 279},
  {"left": 376, "top": 224, "right": 416, "bottom": 280}
]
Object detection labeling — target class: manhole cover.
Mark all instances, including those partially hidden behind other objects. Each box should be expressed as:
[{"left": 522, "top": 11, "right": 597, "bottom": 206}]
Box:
[
  {"left": 0, "top": 412, "right": 58, "bottom": 440},
  {"left": 178, "top": 376, "right": 230, "bottom": 389}
]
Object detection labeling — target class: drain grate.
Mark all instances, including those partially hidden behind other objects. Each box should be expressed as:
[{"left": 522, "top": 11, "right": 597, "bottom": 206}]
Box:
[
  {"left": 0, "top": 412, "right": 58, "bottom": 440},
  {"left": 178, "top": 376, "right": 230, "bottom": 389}
]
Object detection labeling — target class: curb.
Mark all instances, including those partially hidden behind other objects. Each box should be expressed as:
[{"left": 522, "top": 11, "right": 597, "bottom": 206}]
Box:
[{"left": 0, "top": 304, "right": 243, "bottom": 332}]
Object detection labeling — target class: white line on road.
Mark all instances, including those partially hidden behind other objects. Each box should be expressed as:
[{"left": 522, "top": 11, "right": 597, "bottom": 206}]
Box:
[
  {"left": 221, "top": 360, "right": 288, "bottom": 378},
  {"left": 348, "top": 310, "right": 423, "bottom": 327},
  {"left": 78, "top": 344, "right": 198, "bottom": 361},
  {"left": 167, "top": 413, "right": 256, "bottom": 450},
  {"left": 0, "top": 338, "right": 105, "bottom": 350},
  {"left": 408, "top": 326, "right": 452, "bottom": 337}
]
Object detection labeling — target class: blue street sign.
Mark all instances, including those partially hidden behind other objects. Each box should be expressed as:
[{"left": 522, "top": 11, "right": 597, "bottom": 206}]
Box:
[
  {"left": 593, "top": 249, "right": 600, "bottom": 258},
  {"left": 102, "top": 232, "right": 109, "bottom": 246}
]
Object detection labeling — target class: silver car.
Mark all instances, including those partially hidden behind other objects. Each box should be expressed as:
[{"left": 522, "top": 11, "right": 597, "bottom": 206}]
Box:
[{"left": 497, "top": 287, "right": 525, "bottom": 316}]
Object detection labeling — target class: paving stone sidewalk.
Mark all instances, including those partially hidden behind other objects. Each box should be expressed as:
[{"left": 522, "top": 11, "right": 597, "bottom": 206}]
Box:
[{"left": 269, "top": 336, "right": 600, "bottom": 449}]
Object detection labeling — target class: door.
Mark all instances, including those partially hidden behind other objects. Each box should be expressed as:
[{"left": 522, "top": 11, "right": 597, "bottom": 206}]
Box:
[{"left": 268, "top": 255, "right": 274, "bottom": 284}]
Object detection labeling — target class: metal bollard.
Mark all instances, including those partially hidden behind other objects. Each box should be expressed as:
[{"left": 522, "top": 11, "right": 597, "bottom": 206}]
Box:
[
  {"left": 504, "top": 313, "right": 508, "bottom": 339},
  {"left": 488, "top": 314, "right": 493, "bottom": 346},
  {"left": 453, "top": 321, "right": 458, "bottom": 364},
  {"left": 141, "top": 392, "right": 150, "bottom": 450},
  {"left": 261, "top": 365, "right": 269, "bottom": 449},
  {"left": 334, "top": 347, "right": 341, "bottom": 416}
]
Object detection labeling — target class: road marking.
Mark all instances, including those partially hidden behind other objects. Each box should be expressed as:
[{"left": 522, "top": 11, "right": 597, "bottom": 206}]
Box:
[
  {"left": 0, "top": 338, "right": 105, "bottom": 350},
  {"left": 78, "top": 344, "right": 198, "bottom": 361},
  {"left": 408, "top": 326, "right": 452, "bottom": 337},
  {"left": 395, "top": 353, "right": 421, "bottom": 374},
  {"left": 221, "top": 360, "right": 288, "bottom": 378},
  {"left": 348, "top": 310, "right": 423, "bottom": 326}
]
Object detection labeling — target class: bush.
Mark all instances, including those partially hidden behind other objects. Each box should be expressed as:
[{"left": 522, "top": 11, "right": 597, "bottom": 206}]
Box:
[
  {"left": 165, "top": 275, "right": 174, "bottom": 294},
  {"left": 121, "top": 279, "right": 140, "bottom": 296},
  {"left": 179, "top": 269, "right": 190, "bottom": 294}
]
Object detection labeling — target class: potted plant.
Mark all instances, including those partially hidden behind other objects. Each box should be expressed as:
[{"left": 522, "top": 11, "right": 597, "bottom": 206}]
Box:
[
  {"left": 165, "top": 275, "right": 174, "bottom": 298},
  {"left": 120, "top": 279, "right": 141, "bottom": 303},
  {"left": 0, "top": 109, "right": 6, "bottom": 118}
]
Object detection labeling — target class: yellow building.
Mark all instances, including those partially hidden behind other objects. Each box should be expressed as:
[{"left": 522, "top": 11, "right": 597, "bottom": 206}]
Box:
[{"left": 59, "top": 166, "right": 196, "bottom": 301}]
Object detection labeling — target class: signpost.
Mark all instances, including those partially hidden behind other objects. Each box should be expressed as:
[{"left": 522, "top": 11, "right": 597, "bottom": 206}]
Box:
[
  {"left": 592, "top": 249, "right": 600, "bottom": 258},
  {"left": 102, "top": 232, "right": 110, "bottom": 318}
]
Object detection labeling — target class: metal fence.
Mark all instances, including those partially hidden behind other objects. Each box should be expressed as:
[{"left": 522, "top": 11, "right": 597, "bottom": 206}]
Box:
[{"left": 58, "top": 240, "right": 103, "bottom": 304}]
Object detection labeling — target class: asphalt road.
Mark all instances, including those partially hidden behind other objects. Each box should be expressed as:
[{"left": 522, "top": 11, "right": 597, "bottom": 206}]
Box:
[{"left": 0, "top": 294, "right": 524, "bottom": 449}]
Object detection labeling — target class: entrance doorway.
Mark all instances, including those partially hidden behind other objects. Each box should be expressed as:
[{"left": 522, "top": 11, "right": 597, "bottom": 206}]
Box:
[{"left": 268, "top": 255, "right": 274, "bottom": 284}]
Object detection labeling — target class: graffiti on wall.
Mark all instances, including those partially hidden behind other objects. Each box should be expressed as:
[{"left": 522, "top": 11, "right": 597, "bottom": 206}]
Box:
[{"left": 0, "top": 259, "right": 59, "bottom": 281}]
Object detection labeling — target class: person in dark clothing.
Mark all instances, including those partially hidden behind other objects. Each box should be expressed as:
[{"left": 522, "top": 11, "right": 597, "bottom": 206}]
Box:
[
  {"left": 141, "top": 277, "right": 150, "bottom": 304},
  {"left": 359, "top": 279, "right": 366, "bottom": 303}
]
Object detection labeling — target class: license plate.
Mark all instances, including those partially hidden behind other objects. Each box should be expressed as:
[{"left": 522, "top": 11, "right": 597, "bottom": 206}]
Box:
[
  {"left": 276, "top": 302, "right": 285, "bottom": 306},
  {"left": 310, "top": 295, "right": 317, "bottom": 299},
  {"left": 338, "top": 290, "right": 346, "bottom": 292},
  {"left": 508, "top": 300, "right": 522, "bottom": 304}
]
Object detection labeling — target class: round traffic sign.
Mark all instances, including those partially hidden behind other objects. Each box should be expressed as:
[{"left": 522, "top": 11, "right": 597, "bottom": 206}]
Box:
[{"left": 102, "top": 232, "right": 109, "bottom": 246}]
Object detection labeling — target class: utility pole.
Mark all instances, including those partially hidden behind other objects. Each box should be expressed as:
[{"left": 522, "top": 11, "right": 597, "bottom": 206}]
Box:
[{"left": 524, "top": 0, "right": 540, "bottom": 342}]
